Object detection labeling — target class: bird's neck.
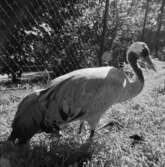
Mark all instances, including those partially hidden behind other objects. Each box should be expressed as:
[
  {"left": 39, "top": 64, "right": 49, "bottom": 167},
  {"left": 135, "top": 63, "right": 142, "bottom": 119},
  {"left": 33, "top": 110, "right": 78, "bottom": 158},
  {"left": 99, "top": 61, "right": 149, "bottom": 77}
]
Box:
[
  {"left": 127, "top": 53, "right": 144, "bottom": 99},
  {"left": 127, "top": 78, "right": 144, "bottom": 100}
]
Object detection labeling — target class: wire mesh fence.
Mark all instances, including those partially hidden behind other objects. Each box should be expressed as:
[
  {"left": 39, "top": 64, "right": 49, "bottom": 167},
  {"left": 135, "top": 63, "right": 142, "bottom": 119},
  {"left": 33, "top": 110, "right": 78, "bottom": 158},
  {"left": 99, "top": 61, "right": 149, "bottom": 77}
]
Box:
[
  {"left": 0, "top": 0, "right": 100, "bottom": 86},
  {"left": 0, "top": 0, "right": 162, "bottom": 87}
]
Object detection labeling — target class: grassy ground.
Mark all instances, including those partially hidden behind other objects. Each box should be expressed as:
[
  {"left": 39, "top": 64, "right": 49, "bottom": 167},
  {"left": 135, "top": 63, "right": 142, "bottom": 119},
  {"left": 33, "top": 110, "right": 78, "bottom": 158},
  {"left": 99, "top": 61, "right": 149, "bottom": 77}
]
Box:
[{"left": 0, "top": 59, "right": 165, "bottom": 167}]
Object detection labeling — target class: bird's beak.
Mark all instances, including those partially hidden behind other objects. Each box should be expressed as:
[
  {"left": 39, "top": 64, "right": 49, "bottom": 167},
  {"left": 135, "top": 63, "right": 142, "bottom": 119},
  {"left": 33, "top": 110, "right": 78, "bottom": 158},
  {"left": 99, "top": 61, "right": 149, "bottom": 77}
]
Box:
[{"left": 144, "top": 56, "right": 157, "bottom": 72}]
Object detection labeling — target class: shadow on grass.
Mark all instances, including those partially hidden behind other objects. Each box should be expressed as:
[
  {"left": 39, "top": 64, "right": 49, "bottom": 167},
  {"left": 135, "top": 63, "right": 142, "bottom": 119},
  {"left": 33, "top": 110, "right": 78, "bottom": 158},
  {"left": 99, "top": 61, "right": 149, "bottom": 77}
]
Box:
[{"left": 0, "top": 139, "right": 94, "bottom": 167}]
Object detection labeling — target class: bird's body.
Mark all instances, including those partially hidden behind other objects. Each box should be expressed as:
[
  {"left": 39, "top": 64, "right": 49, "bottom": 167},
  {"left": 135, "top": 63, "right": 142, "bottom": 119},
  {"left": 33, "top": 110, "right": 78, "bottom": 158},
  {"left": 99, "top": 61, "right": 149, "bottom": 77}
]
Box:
[
  {"left": 39, "top": 66, "right": 142, "bottom": 130},
  {"left": 8, "top": 42, "right": 156, "bottom": 144}
]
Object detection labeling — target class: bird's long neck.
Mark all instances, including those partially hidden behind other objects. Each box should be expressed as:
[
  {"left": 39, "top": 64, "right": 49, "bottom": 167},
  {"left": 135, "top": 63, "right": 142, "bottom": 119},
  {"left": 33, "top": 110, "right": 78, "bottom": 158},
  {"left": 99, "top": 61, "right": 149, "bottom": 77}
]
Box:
[{"left": 127, "top": 52, "right": 144, "bottom": 99}]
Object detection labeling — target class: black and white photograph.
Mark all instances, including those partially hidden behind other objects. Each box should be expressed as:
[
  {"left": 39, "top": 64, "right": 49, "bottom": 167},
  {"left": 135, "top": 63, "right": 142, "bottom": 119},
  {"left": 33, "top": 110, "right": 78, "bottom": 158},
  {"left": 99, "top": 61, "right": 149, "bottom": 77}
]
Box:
[{"left": 0, "top": 0, "right": 165, "bottom": 166}]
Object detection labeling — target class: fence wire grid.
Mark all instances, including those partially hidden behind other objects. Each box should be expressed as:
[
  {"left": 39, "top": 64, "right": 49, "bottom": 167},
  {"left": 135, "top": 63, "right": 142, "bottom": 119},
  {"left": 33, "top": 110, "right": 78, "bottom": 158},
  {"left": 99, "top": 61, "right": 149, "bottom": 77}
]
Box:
[
  {"left": 0, "top": 0, "right": 164, "bottom": 86},
  {"left": 0, "top": 0, "right": 97, "bottom": 85}
]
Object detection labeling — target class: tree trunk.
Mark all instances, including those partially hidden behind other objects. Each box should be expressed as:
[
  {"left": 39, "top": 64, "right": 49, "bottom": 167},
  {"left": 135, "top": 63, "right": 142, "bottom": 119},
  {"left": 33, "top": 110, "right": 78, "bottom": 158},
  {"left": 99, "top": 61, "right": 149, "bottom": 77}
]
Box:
[
  {"left": 141, "top": 0, "right": 150, "bottom": 41},
  {"left": 11, "top": 73, "right": 18, "bottom": 83},
  {"left": 97, "top": 0, "right": 110, "bottom": 66},
  {"left": 155, "top": 0, "right": 165, "bottom": 57}
]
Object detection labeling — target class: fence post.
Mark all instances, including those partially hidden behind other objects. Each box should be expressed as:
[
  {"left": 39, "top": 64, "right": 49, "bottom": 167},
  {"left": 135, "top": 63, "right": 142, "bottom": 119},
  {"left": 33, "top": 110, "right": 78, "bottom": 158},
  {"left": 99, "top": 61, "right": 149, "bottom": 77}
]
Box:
[{"left": 97, "top": 0, "right": 110, "bottom": 66}]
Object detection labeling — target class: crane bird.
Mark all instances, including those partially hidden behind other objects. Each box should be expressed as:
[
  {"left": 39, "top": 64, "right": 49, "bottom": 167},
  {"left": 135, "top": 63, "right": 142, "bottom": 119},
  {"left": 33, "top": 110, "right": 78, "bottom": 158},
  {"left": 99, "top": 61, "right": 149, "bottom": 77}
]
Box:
[{"left": 8, "top": 42, "right": 156, "bottom": 145}]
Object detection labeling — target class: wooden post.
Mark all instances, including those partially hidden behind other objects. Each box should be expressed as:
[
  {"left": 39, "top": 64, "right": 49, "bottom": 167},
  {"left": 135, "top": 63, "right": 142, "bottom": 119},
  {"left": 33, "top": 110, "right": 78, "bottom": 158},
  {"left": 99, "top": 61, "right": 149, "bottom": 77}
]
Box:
[
  {"left": 97, "top": 0, "right": 110, "bottom": 66},
  {"left": 155, "top": 0, "right": 165, "bottom": 57},
  {"left": 141, "top": 0, "right": 150, "bottom": 41}
]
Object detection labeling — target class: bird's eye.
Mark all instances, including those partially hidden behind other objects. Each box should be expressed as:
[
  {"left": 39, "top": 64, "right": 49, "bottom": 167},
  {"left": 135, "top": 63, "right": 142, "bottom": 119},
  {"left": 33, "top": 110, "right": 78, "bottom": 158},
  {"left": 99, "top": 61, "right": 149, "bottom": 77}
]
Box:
[{"left": 141, "top": 47, "right": 149, "bottom": 58}]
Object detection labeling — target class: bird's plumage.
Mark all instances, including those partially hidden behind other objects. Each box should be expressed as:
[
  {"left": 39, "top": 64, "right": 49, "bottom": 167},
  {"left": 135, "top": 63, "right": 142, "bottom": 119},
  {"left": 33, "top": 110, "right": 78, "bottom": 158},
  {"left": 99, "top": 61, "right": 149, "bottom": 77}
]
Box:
[
  {"left": 38, "top": 67, "right": 135, "bottom": 129},
  {"left": 8, "top": 42, "right": 156, "bottom": 144},
  {"left": 8, "top": 93, "right": 45, "bottom": 144}
]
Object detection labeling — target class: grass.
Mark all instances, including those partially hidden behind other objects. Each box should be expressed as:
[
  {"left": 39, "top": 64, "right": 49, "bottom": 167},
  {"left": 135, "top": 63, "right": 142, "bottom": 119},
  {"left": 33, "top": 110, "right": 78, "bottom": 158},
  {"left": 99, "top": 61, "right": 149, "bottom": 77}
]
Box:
[{"left": 0, "top": 59, "right": 165, "bottom": 167}]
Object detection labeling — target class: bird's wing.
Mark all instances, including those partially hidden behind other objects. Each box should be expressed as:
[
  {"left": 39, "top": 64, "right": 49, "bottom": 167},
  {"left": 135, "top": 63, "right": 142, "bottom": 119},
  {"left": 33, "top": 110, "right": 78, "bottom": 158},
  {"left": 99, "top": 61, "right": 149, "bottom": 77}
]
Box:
[
  {"left": 38, "top": 67, "right": 113, "bottom": 102},
  {"left": 14, "top": 93, "right": 38, "bottom": 119},
  {"left": 39, "top": 67, "right": 128, "bottom": 125}
]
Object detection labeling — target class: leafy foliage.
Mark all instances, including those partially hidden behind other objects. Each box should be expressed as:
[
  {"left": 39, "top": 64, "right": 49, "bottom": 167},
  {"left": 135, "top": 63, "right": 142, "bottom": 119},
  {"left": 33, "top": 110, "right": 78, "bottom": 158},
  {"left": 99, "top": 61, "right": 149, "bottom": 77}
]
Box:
[{"left": 0, "top": 0, "right": 165, "bottom": 82}]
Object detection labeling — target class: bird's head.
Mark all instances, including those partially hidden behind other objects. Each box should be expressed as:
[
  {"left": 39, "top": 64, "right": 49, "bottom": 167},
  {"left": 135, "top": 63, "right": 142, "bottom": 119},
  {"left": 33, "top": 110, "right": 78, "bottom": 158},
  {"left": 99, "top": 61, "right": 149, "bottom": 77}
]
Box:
[
  {"left": 8, "top": 91, "right": 61, "bottom": 145},
  {"left": 8, "top": 93, "right": 46, "bottom": 145},
  {"left": 127, "top": 42, "right": 156, "bottom": 71}
]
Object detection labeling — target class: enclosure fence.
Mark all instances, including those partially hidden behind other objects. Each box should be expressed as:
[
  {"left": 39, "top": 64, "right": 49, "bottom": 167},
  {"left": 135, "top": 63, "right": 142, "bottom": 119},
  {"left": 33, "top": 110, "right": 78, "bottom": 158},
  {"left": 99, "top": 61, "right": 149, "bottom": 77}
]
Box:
[
  {"left": 0, "top": 0, "right": 99, "bottom": 85},
  {"left": 1, "top": 0, "right": 163, "bottom": 86}
]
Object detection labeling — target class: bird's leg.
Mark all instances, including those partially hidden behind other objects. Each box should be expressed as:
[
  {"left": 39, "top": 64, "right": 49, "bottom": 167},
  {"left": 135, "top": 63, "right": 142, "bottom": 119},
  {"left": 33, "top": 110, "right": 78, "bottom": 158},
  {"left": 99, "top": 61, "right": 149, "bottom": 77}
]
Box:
[
  {"left": 89, "top": 129, "right": 95, "bottom": 139},
  {"left": 86, "top": 129, "right": 95, "bottom": 143},
  {"left": 87, "top": 115, "right": 101, "bottom": 142},
  {"left": 78, "top": 121, "right": 84, "bottom": 134}
]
